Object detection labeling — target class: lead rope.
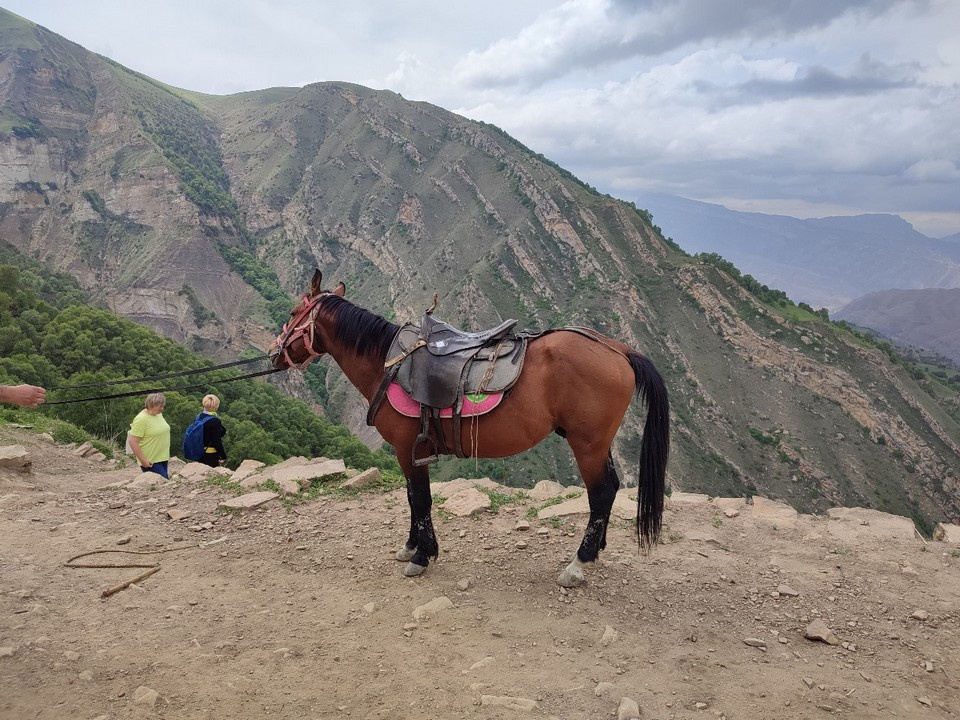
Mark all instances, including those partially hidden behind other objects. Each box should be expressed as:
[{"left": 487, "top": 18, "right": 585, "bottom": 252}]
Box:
[
  {"left": 50, "top": 355, "right": 271, "bottom": 390},
  {"left": 45, "top": 367, "right": 283, "bottom": 405}
]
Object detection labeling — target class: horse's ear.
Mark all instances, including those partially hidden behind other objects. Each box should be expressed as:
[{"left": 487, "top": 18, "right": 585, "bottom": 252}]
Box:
[
  {"left": 334, "top": 281, "right": 346, "bottom": 297},
  {"left": 310, "top": 269, "right": 323, "bottom": 297}
]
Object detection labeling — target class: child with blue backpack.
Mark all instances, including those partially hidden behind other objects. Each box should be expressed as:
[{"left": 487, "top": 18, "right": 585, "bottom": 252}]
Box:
[{"left": 183, "top": 394, "right": 227, "bottom": 468}]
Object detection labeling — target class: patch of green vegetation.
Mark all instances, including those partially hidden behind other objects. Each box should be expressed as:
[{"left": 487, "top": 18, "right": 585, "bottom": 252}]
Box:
[
  {"left": 178, "top": 285, "right": 218, "bottom": 328},
  {"left": 202, "top": 473, "right": 244, "bottom": 496},
  {"left": 748, "top": 426, "right": 779, "bottom": 446},
  {"left": 477, "top": 487, "right": 525, "bottom": 514},
  {"left": 219, "top": 246, "right": 292, "bottom": 326},
  {"left": 0, "top": 259, "right": 399, "bottom": 474}
]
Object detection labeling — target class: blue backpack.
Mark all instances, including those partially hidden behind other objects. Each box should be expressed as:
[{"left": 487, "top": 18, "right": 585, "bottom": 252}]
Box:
[{"left": 182, "top": 413, "right": 215, "bottom": 461}]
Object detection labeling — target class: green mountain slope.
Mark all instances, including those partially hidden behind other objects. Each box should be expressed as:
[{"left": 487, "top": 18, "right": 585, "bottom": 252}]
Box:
[{"left": 2, "top": 8, "right": 959, "bottom": 531}]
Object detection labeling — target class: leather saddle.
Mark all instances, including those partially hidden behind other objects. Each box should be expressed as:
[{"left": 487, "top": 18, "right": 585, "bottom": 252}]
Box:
[{"left": 367, "top": 311, "right": 529, "bottom": 465}]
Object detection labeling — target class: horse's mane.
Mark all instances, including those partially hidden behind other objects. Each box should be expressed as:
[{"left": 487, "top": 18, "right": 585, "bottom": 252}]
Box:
[{"left": 318, "top": 294, "right": 399, "bottom": 360}]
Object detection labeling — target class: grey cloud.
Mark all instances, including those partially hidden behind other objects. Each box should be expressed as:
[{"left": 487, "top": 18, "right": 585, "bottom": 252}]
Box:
[
  {"left": 459, "top": 0, "right": 908, "bottom": 89},
  {"left": 713, "top": 57, "right": 920, "bottom": 105}
]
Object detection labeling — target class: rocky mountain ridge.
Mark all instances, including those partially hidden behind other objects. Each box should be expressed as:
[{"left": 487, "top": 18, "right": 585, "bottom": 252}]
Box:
[{"left": 2, "top": 9, "right": 960, "bottom": 528}]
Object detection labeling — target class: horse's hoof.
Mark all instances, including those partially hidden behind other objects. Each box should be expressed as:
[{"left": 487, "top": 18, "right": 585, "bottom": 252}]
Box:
[
  {"left": 557, "top": 557, "right": 590, "bottom": 587},
  {"left": 395, "top": 544, "right": 417, "bottom": 562},
  {"left": 404, "top": 561, "right": 428, "bottom": 577}
]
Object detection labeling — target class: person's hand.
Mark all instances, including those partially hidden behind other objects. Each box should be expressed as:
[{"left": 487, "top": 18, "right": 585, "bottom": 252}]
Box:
[
  {"left": 1, "top": 384, "right": 46, "bottom": 408},
  {"left": 141, "top": 460, "right": 152, "bottom": 469}
]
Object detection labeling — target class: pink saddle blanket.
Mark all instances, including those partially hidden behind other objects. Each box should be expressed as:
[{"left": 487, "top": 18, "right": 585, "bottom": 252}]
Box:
[{"left": 386, "top": 382, "right": 503, "bottom": 418}]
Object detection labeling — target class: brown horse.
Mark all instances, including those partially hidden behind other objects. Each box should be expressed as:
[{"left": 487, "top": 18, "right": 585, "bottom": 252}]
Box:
[{"left": 271, "top": 270, "right": 669, "bottom": 587}]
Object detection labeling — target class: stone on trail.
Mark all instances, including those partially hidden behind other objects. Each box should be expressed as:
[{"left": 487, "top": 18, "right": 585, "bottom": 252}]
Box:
[
  {"left": 528, "top": 479, "right": 566, "bottom": 500},
  {"left": 125, "top": 475, "right": 163, "bottom": 490},
  {"left": 133, "top": 686, "right": 161, "bottom": 707},
  {"left": 443, "top": 487, "right": 490, "bottom": 517},
  {"left": 341, "top": 466, "right": 381, "bottom": 490},
  {"left": 617, "top": 696, "right": 641, "bottom": 720},
  {"left": 826, "top": 506, "right": 917, "bottom": 540},
  {"left": 667, "top": 491, "right": 710, "bottom": 505},
  {"left": 743, "top": 637, "right": 767, "bottom": 648},
  {"left": 412, "top": 596, "right": 454, "bottom": 621},
  {"left": 274, "top": 478, "right": 299, "bottom": 496},
  {"left": 714, "top": 496, "right": 746, "bottom": 514},
  {"left": 910, "top": 609, "right": 929, "bottom": 621},
  {"left": 468, "top": 656, "right": 495, "bottom": 671},
  {"left": 594, "top": 681, "right": 614, "bottom": 697},
  {"left": 0, "top": 445, "right": 31, "bottom": 473},
  {"left": 261, "top": 458, "right": 346, "bottom": 488},
  {"left": 933, "top": 522, "right": 960, "bottom": 543},
  {"left": 599, "top": 625, "right": 619, "bottom": 647},
  {"left": 751, "top": 497, "right": 799, "bottom": 526},
  {"left": 177, "top": 462, "right": 223, "bottom": 480},
  {"left": 0, "top": 647, "right": 14, "bottom": 658},
  {"left": 230, "top": 459, "right": 265, "bottom": 483},
  {"left": 537, "top": 493, "right": 589, "bottom": 519},
  {"left": 777, "top": 584, "right": 800, "bottom": 597},
  {"left": 480, "top": 695, "right": 538, "bottom": 712},
  {"left": 804, "top": 619, "right": 839, "bottom": 645},
  {"left": 218, "top": 491, "right": 278, "bottom": 511},
  {"left": 73, "top": 441, "right": 93, "bottom": 456}
]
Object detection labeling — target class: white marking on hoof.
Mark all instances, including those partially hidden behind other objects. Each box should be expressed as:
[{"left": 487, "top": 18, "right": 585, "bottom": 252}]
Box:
[
  {"left": 395, "top": 544, "right": 416, "bottom": 562},
  {"left": 557, "top": 557, "right": 592, "bottom": 587},
  {"left": 404, "top": 561, "right": 428, "bottom": 577}
]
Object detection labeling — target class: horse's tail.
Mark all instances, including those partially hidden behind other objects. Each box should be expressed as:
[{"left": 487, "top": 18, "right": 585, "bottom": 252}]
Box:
[{"left": 627, "top": 352, "right": 669, "bottom": 550}]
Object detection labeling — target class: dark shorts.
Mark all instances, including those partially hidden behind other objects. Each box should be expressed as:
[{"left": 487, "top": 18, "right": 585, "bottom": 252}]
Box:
[
  {"left": 199, "top": 452, "right": 222, "bottom": 468},
  {"left": 140, "top": 461, "right": 169, "bottom": 479}
]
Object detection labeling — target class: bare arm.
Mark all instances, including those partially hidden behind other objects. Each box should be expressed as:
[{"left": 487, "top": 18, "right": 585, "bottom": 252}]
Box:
[
  {"left": 0, "top": 384, "right": 46, "bottom": 408},
  {"left": 127, "top": 435, "right": 151, "bottom": 468}
]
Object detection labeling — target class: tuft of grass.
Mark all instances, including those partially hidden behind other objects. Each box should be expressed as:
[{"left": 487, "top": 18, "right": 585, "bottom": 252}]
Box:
[
  {"left": 479, "top": 488, "right": 523, "bottom": 514},
  {"left": 201, "top": 473, "right": 244, "bottom": 496}
]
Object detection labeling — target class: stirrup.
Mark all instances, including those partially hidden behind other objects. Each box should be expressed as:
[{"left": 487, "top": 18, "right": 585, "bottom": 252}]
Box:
[{"left": 412, "top": 433, "right": 438, "bottom": 466}]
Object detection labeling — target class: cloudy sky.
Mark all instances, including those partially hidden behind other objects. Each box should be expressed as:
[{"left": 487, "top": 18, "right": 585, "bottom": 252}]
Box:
[{"left": 7, "top": 0, "right": 960, "bottom": 236}]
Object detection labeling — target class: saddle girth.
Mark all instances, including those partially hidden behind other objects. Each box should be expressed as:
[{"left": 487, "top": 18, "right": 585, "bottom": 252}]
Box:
[{"left": 366, "top": 313, "right": 529, "bottom": 466}]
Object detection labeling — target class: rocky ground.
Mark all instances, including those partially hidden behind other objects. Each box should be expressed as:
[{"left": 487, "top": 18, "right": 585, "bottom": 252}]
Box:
[{"left": 1, "top": 426, "right": 959, "bottom": 720}]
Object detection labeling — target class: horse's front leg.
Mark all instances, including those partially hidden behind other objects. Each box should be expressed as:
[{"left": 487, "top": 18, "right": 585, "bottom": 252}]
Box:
[
  {"left": 394, "top": 461, "right": 439, "bottom": 577},
  {"left": 559, "top": 452, "right": 619, "bottom": 588}
]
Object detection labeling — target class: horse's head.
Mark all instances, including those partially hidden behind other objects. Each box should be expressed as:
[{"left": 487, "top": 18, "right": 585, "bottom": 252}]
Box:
[{"left": 270, "top": 269, "right": 346, "bottom": 370}]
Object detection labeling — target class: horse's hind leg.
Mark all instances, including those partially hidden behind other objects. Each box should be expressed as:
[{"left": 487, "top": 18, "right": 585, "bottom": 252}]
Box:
[
  {"left": 558, "top": 451, "right": 620, "bottom": 588},
  {"left": 395, "top": 460, "right": 439, "bottom": 577}
]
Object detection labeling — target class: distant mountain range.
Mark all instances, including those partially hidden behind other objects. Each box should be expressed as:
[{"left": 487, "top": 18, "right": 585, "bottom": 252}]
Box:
[
  {"left": 835, "top": 288, "right": 960, "bottom": 365},
  {"left": 633, "top": 191, "right": 960, "bottom": 312}
]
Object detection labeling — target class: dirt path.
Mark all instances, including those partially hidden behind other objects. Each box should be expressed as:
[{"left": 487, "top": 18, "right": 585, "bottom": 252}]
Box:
[{"left": 1, "top": 429, "right": 958, "bottom": 719}]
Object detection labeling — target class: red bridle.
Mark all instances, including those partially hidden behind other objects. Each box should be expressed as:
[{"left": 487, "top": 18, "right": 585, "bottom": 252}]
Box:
[{"left": 272, "top": 295, "right": 324, "bottom": 370}]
